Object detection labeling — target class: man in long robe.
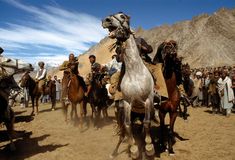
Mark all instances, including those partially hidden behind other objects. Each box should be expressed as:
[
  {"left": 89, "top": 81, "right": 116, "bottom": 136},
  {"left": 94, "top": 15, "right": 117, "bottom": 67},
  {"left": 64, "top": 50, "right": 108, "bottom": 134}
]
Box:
[{"left": 218, "top": 70, "right": 234, "bottom": 117}]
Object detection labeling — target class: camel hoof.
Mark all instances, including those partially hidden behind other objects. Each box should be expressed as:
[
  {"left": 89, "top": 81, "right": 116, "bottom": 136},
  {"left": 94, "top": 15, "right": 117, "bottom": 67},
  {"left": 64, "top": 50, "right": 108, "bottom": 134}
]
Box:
[
  {"left": 169, "top": 152, "right": 175, "bottom": 156},
  {"left": 145, "top": 143, "right": 155, "bottom": 156},
  {"left": 145, "top": 136, "right": 152, "bottom": 144},
  {"left": 9, "top": 143, "right": 16, "bottom": 151},
  {"left": 169, "top": 149, "right": 175, "bottom": 156},
  {"left": 109, "top": 152, "right": 117, "bottom": 159},
  {"left": 130, "top": 145, "right": 139, "bottom": 159},
  {"left": 109, "top": 154, "right": 114, "bottom": 159}
]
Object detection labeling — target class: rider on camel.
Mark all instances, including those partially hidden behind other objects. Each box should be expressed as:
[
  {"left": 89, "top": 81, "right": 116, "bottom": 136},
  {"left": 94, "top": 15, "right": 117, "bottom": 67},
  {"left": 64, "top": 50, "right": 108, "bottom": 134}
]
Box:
[
  {"left": 35, "top": 61, "right": 47, "bottom": 95},
  {"left": 60, "top": 53, "right": 87, "bottom": 104},
  {"left": 153, "top": 41, "right": 191, "bottom": 107},
  {"left": 85, "top": 55, "right": 101, "bottom": 96}
]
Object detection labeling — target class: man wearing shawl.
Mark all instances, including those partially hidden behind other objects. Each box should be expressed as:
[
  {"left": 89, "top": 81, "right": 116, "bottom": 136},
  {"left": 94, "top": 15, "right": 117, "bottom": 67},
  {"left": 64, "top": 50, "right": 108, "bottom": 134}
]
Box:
[
  {"left": 218, "top": 70, "right": 234, "bottom": 117},
  {"left": 191, "top": 71, "right": 203, "bottom": 107}
]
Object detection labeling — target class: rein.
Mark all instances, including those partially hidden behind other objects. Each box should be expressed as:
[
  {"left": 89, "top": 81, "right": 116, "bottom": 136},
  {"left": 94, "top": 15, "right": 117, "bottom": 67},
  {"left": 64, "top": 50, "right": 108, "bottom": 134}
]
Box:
[{"left": 112, "top": 14, "right": 127, "bottom": 30}]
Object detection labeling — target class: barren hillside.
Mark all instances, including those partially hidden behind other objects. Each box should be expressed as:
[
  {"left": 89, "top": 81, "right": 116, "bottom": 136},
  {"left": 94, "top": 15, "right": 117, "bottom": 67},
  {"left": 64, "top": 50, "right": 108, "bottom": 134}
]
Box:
[{"left": 54, "top": 8, "right": 235, "bottom": 78}]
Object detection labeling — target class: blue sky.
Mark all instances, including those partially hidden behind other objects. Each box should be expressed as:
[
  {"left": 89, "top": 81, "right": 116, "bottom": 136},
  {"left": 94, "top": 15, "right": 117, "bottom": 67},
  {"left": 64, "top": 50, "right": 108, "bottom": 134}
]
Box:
[{"left": 0, "top": 0, "right": 234, "bottom": 66}]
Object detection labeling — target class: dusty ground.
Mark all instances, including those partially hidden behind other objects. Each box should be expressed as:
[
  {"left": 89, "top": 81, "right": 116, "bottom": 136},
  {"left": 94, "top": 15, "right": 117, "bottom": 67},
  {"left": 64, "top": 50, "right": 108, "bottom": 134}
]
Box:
[{"left": 0, "top": 102, "right": 234, "bottom": 160}]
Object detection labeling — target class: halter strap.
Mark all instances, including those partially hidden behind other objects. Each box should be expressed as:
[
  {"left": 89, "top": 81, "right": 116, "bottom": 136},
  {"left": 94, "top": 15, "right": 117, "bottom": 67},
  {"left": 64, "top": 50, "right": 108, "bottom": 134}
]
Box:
[{"left": 112, "top": 14, "right": 130, "bottom": 33}]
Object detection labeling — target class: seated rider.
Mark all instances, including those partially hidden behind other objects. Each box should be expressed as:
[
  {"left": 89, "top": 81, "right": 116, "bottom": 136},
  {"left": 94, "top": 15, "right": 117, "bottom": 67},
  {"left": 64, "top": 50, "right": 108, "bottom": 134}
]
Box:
[
  {"left": 153, "top": 41, "right": 191, "bottom": 107},
  {"left": 35, "top": 61, "right": 47, "bottom": 95},
  {"left": 59, "top": 53, "right": 87, "bottom": 103},
  {"left": 85, "top": 55, "right": 101, "bottom": 96}
]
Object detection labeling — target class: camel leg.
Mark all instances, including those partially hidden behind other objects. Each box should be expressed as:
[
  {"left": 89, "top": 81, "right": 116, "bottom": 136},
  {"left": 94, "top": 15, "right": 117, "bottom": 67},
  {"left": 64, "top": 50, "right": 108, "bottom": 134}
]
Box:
[
  {"left": 144, "top": 98, "right": 155, "bottom": 157},
  {"left": 83, "top": 99, "right": 87, "bottom": 117},
  {"left": 31, "top": 97, "right": 35, "bottom": 116},
  {"left": 111, "top": 100, "right": 125, "bottom": 157},
  {"left": 102, "top": 105, "right": 108, "bottom": 120},
  {"left": 168, "top": 112, "right": 177, "bottom": 155},
  {"left": 183, "top": 104, "right": 188, "bottom": 120},
  {"left": 178, "top": 104, "right": 183, "bottom": 117},
  {"left": 124, "top": 103, "right": 139, "bottom": 159},
  {"left": 35, "top": 97, "right": 39, "bottom": 114},
  {"left": 6, "top": 123, "right": 15, "bottom": 151},
  {"left": 110, "top": 132, "right": 125, "bottom": 158},
  {"left": 5, "top": 109, "right": 16, "bottom": 151},
  {"left": 51, "top": 96, "right": 56, "bottom": 110},
  {"left": 79, "top": 101, "right": 85, "bottom": 129},
  {"left": 90, "top": 104, "right": 95, "bottom": 119},
  {"left": 159, "top": 110, "right": 166, "bottom": 151},
  {"left": 70, "top": 103, "right": 75, "bottom": 120},
  {"left": 105, "top": 106, "right": 109, "bottom": 118},
  {"left": 73, "top": 103, "right": 79, "bottom": 125},
  {"left": 95, "top": 106, "right": 101, "bottom": 129},
  {"left": 62, "top": 101, "right": 69, "bottom": 122}
]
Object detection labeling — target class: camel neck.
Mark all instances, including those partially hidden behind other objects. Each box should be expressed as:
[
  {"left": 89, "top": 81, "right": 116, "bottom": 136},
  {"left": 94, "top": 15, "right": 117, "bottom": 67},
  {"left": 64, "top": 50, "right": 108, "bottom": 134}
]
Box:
[{"left": 123, "top": 35, "right": 143, "bottom": 71}]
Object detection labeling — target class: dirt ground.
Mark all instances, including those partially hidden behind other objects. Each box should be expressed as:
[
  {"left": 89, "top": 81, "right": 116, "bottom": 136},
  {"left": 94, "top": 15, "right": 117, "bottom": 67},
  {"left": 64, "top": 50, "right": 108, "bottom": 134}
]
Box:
[{"left": 0, "top": 102, "right": 234, "bottom": 160}]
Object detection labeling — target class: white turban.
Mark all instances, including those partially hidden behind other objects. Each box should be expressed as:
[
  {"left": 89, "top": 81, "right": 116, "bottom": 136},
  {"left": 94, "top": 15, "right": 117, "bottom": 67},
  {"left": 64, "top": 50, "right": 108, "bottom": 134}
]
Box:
[{"left": 196, "top": 71, "right": 202, "bottom": 76}]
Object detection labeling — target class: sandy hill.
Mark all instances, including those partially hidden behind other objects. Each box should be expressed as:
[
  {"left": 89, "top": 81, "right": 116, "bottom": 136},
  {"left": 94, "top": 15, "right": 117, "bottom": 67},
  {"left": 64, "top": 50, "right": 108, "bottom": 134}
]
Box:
[{"left": 54, "top": 8, "right": 235, "bottom": 78}]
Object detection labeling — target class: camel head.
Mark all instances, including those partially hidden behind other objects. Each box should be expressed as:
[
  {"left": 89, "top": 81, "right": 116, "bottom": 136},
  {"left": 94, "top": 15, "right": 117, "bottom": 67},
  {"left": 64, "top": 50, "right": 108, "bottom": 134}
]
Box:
[
  {"left": 102, "top": 12, "right": 131, "bottom": 41},
  {"left": 161, "top": 40, "right": 178, "bottom": 61}
]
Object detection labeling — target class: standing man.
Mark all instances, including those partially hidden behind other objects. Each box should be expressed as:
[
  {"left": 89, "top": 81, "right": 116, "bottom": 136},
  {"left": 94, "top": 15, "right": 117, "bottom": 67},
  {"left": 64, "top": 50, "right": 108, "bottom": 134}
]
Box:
[
  {"left": 47, "top": 75, "right": 56, "bottom": 110},
  {"left": 54, "top": 75, "right": 61, "bottom": 102},
  {"left": 191, "top": 71, "right": 203, "bottom": 107},
  {"left": 35, "top": 61, "right": 47, "bottom": 95},
  {"left": 218, "top": 69, "right": 234, "bottom": 117},
  {"left": 208, "top": 71, "right": 220, "bottom": 114}
]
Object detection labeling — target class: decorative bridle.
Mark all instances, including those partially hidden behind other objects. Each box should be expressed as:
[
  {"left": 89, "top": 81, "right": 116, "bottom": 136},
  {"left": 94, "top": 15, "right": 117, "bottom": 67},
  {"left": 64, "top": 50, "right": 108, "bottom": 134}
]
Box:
[
  {"left": 108, "top": 13, "right": 132, "bottom": 62},
  {"left": 0, "top": 57, "right": 21, "bottom": 77},
  {"left": 111, "top": 13, "right": 130, "bottom": 31},
  {"left": 162, "top": 41, "right": 177, "bottom": 60}
]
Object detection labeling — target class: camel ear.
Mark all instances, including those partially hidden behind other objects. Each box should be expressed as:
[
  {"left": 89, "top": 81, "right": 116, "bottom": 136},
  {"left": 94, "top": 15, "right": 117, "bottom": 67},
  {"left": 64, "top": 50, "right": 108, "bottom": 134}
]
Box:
[{"left": 126, "top": 15, "right": 130, "bottom": 20}]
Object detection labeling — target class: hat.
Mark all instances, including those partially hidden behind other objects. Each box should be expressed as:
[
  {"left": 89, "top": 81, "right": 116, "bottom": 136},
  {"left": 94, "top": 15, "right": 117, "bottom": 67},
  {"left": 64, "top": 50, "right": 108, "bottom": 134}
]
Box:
[
  {"left": 0, "top": 47, "right": 4, "bottom": 54},
  {"left": 38, "top": 61, "right": 45, "bottom": 66},
  {"left": 196, "top": 71, "right": 202, "bottom": 76},
  {"left": 89, "top": 55, "right": 96, "bottom": 59},
  {"left": 92, "top": 63, "right": 101, "bottom": 70}
]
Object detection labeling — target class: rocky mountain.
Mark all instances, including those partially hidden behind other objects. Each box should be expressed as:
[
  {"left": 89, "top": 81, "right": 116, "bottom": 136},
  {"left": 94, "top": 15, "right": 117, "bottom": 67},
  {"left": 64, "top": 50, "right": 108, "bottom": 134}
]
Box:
[
  {"left": 55, "top": 7, "right": 235, "bottom": 78},
  {"left": 136, "top": 7, "right": 235, "bottom": 68}
]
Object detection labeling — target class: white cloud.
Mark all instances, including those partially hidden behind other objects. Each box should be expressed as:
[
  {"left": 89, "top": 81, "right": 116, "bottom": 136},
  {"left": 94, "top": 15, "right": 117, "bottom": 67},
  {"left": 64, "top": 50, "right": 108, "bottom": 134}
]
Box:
[
  {"left": 23, "top": 54, "right": 69, "bottom": 67},
  {"left": 0, "top": 0, "right": 106, "bottom": 65}
]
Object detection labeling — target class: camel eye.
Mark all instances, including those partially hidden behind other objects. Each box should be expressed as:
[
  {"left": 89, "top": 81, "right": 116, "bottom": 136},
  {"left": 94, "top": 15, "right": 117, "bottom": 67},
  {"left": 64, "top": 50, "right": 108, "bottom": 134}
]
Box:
[{"left": 120, "top": 15, "right": 125, "bottom": 19}]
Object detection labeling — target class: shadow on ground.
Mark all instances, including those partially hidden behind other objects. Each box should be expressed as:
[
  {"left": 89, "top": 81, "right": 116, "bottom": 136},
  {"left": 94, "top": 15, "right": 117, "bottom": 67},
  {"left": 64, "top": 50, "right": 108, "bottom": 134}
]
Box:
[{"left": 0, "top": 131, "right": 68, "bottom": 160}]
